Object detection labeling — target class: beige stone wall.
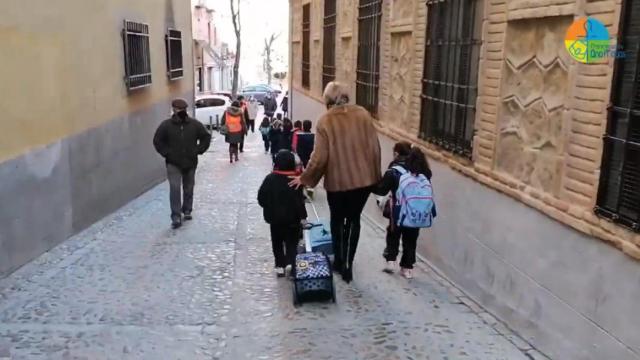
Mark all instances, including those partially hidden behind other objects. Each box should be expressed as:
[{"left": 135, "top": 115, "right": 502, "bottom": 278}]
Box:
[
  {"left": 0, "top": 0, "right": 194, "bottom": 163},
  {"left": 290, "top": 0, "right": 640, "bottom": 259}
]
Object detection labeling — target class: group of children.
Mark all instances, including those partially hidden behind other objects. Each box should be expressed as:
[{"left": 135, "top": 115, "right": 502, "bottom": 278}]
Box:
[
  {"left": 258, "top": 114, "right": 315, "bottom": 169},
  {"left": 258, "top": 134, "right": 434, "bottom": 280}
]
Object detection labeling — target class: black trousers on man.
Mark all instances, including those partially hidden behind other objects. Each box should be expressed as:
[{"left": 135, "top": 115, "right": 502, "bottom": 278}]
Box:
[
  {"left": 326, "top": 187, "right": 371, "bottom": 277},
  {"left": 167, "top": 164, "right": 196, "bottom": 221},
  {"left": 247, "top": 119, "right": 255, "bottom": 133},
  {"left": 270, "top": 224, "right": 300, "bottom": 269}
]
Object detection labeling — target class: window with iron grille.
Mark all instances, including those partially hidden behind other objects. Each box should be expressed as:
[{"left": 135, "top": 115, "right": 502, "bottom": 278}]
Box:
[
  {"left": 166, "top": 29, "right": 184, "bottom": 80},
  {"left": 419, "top": 0, "right": 482, "bottom": 158},
  {"left": 122, "top": 20, "right": 152, "bottom": 90},
  {"left": 595, "top": 0, "right": 640, "bottom": 231},
  {"left": 322, "top": 0, "right": 337, "bottom": 91},
  {"left": 302, "top": 4, "right": 311, "bottom": 89},
  {"left": 356, "top": 0, "right": 382, "bottom": 115}
]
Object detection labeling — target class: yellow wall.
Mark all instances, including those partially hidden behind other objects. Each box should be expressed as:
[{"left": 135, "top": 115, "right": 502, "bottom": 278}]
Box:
[{"left": 0, "top": 0, "right": 195, "bottom": 163}]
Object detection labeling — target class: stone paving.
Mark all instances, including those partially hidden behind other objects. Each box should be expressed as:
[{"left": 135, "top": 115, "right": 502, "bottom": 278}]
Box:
[{"left": 0, "top": 124, "right": 541, "bottom": 359}]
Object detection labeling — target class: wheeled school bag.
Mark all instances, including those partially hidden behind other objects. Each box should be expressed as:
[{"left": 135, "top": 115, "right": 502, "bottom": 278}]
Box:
[{"left": 293, "top": 203, "right": 336, "bottom": 305}]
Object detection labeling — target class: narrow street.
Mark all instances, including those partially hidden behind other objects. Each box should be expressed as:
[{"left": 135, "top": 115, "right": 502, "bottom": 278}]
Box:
[{"left": 0, "top": 126, "right": 536, "bottom": 360}]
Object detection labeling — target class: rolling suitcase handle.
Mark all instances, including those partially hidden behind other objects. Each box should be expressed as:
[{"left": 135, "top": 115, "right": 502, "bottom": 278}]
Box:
[{"left": 303, "top": 202, "right": 322, "bottom": 253}]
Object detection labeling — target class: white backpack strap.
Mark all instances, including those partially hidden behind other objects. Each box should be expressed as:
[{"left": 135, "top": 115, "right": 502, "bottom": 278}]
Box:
[{"left": 391, "top": 165, "right": 407, "bottom": 175}]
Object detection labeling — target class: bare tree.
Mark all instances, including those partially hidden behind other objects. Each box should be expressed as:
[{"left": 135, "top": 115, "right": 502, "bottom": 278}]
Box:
[
  {"left": 230, "top": 0, "right": 241, "bottom": 97},
  {"left": 262, "top": 33, "right": 279, "bottom": 85}
]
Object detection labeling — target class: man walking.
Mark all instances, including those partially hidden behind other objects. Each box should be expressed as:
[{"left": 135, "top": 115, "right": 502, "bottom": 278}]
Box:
[
  {"left": 263, "top": 92, "right": 278, "bottom": 119},
  {"left": 153, "top": 99, "right": 212, "bottom": 229}
]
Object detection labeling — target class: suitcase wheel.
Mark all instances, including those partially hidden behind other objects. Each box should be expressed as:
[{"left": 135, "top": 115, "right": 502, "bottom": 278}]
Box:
[{"left": 293, "top": 283, "right": 301, "bottom": 307}]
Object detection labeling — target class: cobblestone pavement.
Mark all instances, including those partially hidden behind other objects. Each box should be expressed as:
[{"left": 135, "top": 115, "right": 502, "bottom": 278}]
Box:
[{"left": 0, "top": 126, "right": 540, "bottom": 359}]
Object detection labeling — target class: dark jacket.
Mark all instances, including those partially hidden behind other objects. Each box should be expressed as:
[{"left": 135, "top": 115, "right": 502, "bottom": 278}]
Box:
[
  {"left": 296, "top": 132, "right": 315, "bottom": 167},
  {"left": 258, "top": 173, "right": 307, "bottom": 225},
  {"left": 221, "top": 106, "right": 247, "bottom": 144},
  {"left": 263, "top": 96, "right": 278, "bottom": 115},
  {"left": 268, "top": 128, "right": 282, "bottom": 154},
  {"left": 153, "top": 115, "right": 211, "bottom": 170},
  {"left": 280, "top": 96, "right": 288, "bottom": 112},
  {"left": 280, "top": 129, "right": 293, "bottom": 151},
  {"left": 373, "top": 157, "right": 409, "bottom": 197}
]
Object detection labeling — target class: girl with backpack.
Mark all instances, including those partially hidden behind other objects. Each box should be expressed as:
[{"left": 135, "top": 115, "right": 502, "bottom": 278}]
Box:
[
  {"left": 259, "top": 117, "right": 271, "bottom": 154},
  {"left": 374, "top": 144, "right": 434, "bottom": 279}
]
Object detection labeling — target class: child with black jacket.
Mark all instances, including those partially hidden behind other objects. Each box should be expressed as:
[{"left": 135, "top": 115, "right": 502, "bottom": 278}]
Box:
[{"left": 258, "top": 150, "right": 308, "bottom": 277}]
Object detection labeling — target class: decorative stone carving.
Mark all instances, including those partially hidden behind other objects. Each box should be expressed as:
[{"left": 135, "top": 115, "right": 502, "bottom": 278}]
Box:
[
  {"left": 392, "top": 0, "right": 414, "bottom": 23},
  {"left": 495, "top": 16, "right": 572, "bottom": 197},
  {"left": 389, "top": 33, "right": 413, "bottom": 126},
  {"left": 339, "top": 0, "right": 354, "bottom": 33}
]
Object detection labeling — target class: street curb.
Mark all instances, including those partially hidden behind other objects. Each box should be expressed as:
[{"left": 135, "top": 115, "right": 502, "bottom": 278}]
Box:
[{"left": 361, "top": 213, "right": 551, "bottom": 360}]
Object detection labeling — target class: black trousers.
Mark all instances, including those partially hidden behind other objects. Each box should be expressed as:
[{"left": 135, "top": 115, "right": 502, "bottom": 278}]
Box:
[
  {"left": 385, "top": 225, "right": 419, "bottom": 269},
  {"left": 262, "top": 135, "right": 270, "bottom": 152},
  {"left": 247, "top": 119, "right": 255, "bottom": 133},
  {"left": 326, "top": 187, "right": 371, "bottom": 271},
  {"left": 270, "top": 224, "right": 300, "bottom": 269},
  {"left": 229, "top": 143, "right": 239, "bottom": 156}
]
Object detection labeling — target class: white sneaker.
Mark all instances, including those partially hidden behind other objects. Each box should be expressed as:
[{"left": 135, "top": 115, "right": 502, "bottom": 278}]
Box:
[
  {"left": 275, "top": 267, "right": 285, "bottom": 277},
  {"left": 383, "top": 261, "right": 396, "bottom": 273},
  {"left": 400, "top": 268, "right": 414, "bottom": 279}
]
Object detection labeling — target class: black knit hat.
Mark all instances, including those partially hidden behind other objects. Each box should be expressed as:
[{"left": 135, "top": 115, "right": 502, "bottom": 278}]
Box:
[{"left": 274, "top": 150, "right": 295, "bottom": 171}]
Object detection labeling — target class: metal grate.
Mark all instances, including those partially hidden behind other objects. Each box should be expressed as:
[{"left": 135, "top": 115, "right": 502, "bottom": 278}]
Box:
[
  {"left": 322, "top": 0, "right": 337, "bottom": 91},
  {"left": 166, "top": 29, "right": 184, "bottom": 80},
  {"left": 302, "top": 4, "right": 311, "bottom": 89},
  {"left": 595, "top": 0, "right": 640, "bottom": 231},
  {"left": 122, "top": 20, "right": 152, "bottom": 90},
  {"left": 419, "top": 0, "right": 482, "bottom": 158},
  {"left": 356, "top": 0, "right": 382, "bottom": 115}
]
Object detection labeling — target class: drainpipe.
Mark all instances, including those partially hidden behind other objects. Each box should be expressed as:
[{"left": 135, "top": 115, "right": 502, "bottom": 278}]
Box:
[{"left": 288, "top": 0, "right": 294, "bottom": 120}]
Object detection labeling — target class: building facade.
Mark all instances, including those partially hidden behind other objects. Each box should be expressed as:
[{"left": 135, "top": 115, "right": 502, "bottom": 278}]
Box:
[
  {"left": 289, "top": 0, "right": 640, "bottom": 359},
  {"left": 0, "top": 0, "right": 194, "bottom": 276}
]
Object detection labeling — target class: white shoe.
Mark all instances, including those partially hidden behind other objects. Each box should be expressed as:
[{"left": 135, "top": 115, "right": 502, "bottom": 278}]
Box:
[
  {"left": 400, "top": 268, "right": 413, "bottom": 279},
  {"left": 383, "top": 261, "right": 396, "bottom": 273},
  {"left": 275, "top": 267, "right": 285, "bottom": 277}
]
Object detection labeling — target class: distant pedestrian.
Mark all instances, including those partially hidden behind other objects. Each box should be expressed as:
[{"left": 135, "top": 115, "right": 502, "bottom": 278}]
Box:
[
  {"left": 247, "top": 96, "right": 259, "bottom": 133},
  {"left": 263, "top": 92, "right": 278, "bottom": 119},
  {"left": 269, "top": 120, "right": 283, "bottom": 162},
  {"left": 291, "top": 120, "right": 302, "bottom": 151},
  {"left": 258, "top": 150, "right": 308, "bottom": 277},
  {"left": 295, "top": 120, "right": 315, "bottom": 168},
  {"left": 374, "top": 146, "right": 434, "bottom": 279},
  {"left": 153, "top": 98, "right": 212, "bottom": 229},
  {"left": 289, "top": 81, "right": 381, "bottom": 283},
  {"left": 236, "top": 95, "right": 251, "bottom": 152},
  {"left": 259, "top": 116, "right": 271, "bottom": 154},
  {"left": 222, "top": 100, "right": 247, "bottom": 164},
  {"left": 281, "top": 91, "right": 289, "bottom": 117},
  {"left": 280, "top": 118, "right": 293, "bottom": 151}
]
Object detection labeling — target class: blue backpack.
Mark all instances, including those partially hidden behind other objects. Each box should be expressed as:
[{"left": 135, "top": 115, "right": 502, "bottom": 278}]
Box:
[{"left": 393, "top": 166, "right": 435, "bottom": 228}]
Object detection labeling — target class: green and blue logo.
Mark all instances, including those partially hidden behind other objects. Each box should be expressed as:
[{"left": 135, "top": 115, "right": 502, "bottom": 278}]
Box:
[{"left": 565, "top": 17, "right": 623, "bottom": 63}]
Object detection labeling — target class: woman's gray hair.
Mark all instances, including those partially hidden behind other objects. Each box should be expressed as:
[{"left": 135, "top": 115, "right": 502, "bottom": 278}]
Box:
[{"left": 323, "top": 81, "right": 350, "bottom": 107}]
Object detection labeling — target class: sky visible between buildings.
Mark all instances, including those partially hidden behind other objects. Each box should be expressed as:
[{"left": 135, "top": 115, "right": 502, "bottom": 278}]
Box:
[{"left": 206, "top": 0, "right": 290, "bottom": 85}]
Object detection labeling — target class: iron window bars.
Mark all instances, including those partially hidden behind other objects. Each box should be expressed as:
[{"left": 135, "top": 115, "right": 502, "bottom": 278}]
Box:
[
  {"left": 322, "top": 0, "right": 337, "bottom": 91},
  {"left": 356, "top": 0, "right": 383, "bottom": 115},
  {"left": 302, "top": 4, "right": 311, "bottom": 89},
  {"left": 419, "top": 0, "right": 482, "bottom": 158},
  {"left": 595, "top": 0, "right": 640, "bottom": 231},
  {"left": 122, "top": 20, "right": 152, "bottom": 90},
  {"left": 166, "top": 29, "right": 184, "bottom": 80}
]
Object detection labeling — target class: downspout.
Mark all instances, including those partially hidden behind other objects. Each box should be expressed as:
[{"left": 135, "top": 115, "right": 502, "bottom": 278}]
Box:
[{"left": 288, "top": 0, "right": 294, "bottom": 120}]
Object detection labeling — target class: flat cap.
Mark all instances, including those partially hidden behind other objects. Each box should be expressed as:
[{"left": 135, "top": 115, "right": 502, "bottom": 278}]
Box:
[{"left": 171, "top": 98, "right": 188, "bottom": 109}]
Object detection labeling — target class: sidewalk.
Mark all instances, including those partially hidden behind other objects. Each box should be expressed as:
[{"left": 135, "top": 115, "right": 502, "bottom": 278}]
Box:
[{"left": 0, "top": 126, "right": 538, "bottom": 359}]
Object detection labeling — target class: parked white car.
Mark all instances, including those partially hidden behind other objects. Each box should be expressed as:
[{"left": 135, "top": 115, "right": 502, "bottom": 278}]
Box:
[{"left": 195, "top": 95, "right": 230, "bottom": 129}]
